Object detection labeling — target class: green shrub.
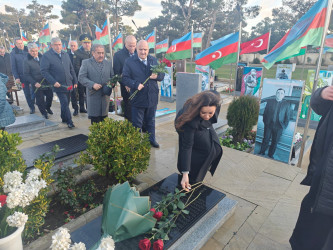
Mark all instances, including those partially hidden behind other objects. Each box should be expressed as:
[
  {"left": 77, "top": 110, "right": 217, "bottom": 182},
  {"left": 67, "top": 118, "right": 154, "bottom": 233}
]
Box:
[
  {"left": 283, "top": 59, "right": 291, "bottom": 64},
  {"left": 226, "top": 96, "right": 259, "bottom": 143},
  {"left": 78, "top": 119, "right": 151, "bottom": 182},
  {"left": 252, "top": 57, "right": 261, "bottom": 64},
  {"left": 0, "top": 130, "right": 57, "bottom": 241},
  {"left": 307, "top": 57, "right": 312, "bottom": 64}
]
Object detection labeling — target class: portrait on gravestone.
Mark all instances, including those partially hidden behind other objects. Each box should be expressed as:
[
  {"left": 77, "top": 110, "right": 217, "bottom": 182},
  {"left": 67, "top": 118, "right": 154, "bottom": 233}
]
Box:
[
  {"left": 195, "top": 65, "right": 210, "bottom": 91},
  {"left": 254, "top": 79, "right": 304, "bottom": 164},
  {"left": 241, "top": 67, "right": 263, "bottom": 97},
  {"left": 161, "top": 67, "right": 173, "bottom": 98},
  {"left": 276, "top": 64, "right": 293, "bottom": 80}
]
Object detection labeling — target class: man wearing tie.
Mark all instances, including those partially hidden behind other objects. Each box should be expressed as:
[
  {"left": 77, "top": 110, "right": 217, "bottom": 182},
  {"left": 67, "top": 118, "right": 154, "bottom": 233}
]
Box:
[
  {"left": 24, "top": 43, "right": 53, "bottom": 119},
  {"left": 122, "top": 40, "right": 165, "bottom": 148},
  {"left": 67, "top": 40, "right": 79, "bottom": 116}
]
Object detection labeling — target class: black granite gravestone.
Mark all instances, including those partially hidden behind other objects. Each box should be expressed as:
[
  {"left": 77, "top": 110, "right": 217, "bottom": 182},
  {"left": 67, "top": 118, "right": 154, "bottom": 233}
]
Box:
[
  {"left": 71, "top": 173, "right": 226, "bottom": 249},
  {"left": 21, "top": 134, "right": 88, "bottom": 169}
]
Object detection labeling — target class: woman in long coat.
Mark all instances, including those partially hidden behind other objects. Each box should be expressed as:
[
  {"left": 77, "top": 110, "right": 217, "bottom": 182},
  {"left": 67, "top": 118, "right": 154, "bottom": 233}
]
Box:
[{"left": 175, "top": 91, "right": 223, "bottom": 190}]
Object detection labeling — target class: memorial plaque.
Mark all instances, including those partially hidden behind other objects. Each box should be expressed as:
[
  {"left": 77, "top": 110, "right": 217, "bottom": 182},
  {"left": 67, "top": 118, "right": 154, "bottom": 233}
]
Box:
[
  {"left": 71, "top": 173, "right": 226, "bottom": 249},
  {"left": 21, "top": 134, "right": 88, "bottom": 168}
]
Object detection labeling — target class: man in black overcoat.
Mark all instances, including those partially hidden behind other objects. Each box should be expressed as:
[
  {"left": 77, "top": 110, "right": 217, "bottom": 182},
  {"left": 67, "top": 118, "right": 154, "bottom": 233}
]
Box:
[
  {"left": 113, "top": 35, "right": 137, "bottom": 121},
  {"left": 290, "top": 86, "right": 333, "bottom": 249},
  {"left": 259, "top": 88, "right": 291, "bottom": 158},
  {"left": 67, "top": 40, "right": 79, "bottom": 116}
]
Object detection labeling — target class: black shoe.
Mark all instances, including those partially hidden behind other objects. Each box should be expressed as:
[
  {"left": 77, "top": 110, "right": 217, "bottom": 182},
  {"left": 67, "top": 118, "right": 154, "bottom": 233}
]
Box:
[
  {"left": 62, "top": 119, "right": 67, "bottom": 123},
  {"left": 268, "top": 155, "right": 274, "bottom": 159},
  {"left": 30, "top": 108, "right": 35, "bottom": 114},
  {"left": 46, "top": 108, "right": 53, "bottom": 115},
  {"left": 80, "top": 108, "right": 87, "bottom": 113},
  {"left": 43, "top": 113, "right": 49, "bottom": 119},
  {"left": 150, "top": 141, "right": 160, "bottom": 148},
  {"left": 73, "top": 109, "right": 78, "bottom": 116},
  {"left": 68, "top": 123, "right": 75, "bottom": 128}
]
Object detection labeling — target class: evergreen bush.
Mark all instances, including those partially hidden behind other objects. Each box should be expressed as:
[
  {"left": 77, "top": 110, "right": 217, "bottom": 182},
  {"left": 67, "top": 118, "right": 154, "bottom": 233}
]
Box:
[
  {"left": 78, "top": 119, "right": 151, "bottom": 182},
  {"left": 252, "top": 57, "right": 261, "bottom": 64},
  {"left": 226, "top": 96, "right": 259, "bottom": 142}
]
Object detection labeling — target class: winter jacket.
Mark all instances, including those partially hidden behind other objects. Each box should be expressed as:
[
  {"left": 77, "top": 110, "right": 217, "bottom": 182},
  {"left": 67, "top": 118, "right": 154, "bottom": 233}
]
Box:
[
  {"left": 10, "top": 46, "right": 28, "bottom": 81},
  {"left": 0, "top": 73, "right": 15, "bottom": 127}
]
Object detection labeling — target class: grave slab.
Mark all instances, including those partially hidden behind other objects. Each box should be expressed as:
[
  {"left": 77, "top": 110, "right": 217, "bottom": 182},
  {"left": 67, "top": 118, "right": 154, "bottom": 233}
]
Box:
[
  {"left": 71, "top": 173, "right": 236, "bottom": 249},
  {"left": 5, "top": 114, "right": 58, "bottom": 136},
  {"left": 21, "top": 134, "right": 88, "bottom": 169}
]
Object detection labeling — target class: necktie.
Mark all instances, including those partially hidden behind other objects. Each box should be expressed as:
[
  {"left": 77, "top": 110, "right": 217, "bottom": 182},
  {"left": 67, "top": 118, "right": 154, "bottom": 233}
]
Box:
[
  {"left": 143, "top": 60, "right": 147, "bottom": 66},
  {"left": 34, "top": 57, "right": 39, "bottom": 62}
]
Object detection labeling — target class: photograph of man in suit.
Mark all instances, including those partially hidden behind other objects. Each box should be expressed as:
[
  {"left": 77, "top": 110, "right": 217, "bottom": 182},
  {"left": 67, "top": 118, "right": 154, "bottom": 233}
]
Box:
[{"left": 259, "top": 88, "right": 291, "bottom": 159}]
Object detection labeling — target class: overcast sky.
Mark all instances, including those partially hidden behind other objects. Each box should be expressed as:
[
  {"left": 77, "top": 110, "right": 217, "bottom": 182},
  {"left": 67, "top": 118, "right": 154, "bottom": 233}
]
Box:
[{"left": 0, "top": 0, "right": 282, "bottom": 35}]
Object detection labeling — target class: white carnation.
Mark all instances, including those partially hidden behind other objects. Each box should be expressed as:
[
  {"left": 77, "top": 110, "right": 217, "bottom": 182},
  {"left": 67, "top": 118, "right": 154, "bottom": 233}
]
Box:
[
  {"left": 6, "top": 188, "right": 23, "bottom": 208},
  {"left": 98, "top": 236, "right": 115, "bottom": 250},
  {"left": 50, "top": 227, "right": 71, "bottom": 250},
  {"left": 6, "top": 211, "right": 28, "bottom": 227},
  {"left": 3, "top": 171, "right": 23, "bottom": 193},
  {"left": 70, "top": 242, "right": 86, "bottom": 250}
]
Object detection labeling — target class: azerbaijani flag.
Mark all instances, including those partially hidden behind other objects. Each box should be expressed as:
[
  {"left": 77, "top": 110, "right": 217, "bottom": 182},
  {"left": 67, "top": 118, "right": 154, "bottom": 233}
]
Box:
[
  {"left": 21, "top": 31, "right": 28, "bottom": 45},
  {"left": 98, "top": 20, "right": 110, "bottom": 45},
  {"left": 145, "top": 30, "right": 155, "bottom": 49},
  {"left": 39, "top": 23, "right": 51, "bottom": 44},
  {"left": 112, "top": 33, "right": 123, "bottom": 51},
  {"left": 193, "top": 33, "right": 202, "bottom": 48},
  {"left": 195, "top": 32, "right": 239, "bottom": 70},
  {"left": 156, "top": 39, "right": 168, "bottom": 54},
  {"left": 67, "top": 34, "right": 72, "bottom": 49},
  {"left": 165, "top": 32, "right": 192, "bottom": 60},
  {"left": 262, "top": 0, "right": 329, "bottom": 69},
  {"left": 324, "top": 34, "right": 333, "bottom": 47}
]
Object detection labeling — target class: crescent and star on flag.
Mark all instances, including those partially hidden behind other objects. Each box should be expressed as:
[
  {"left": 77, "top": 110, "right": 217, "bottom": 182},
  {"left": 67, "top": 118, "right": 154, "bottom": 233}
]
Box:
[
  {"left": 251, "top": 39, "right": 264, "bottom": 48},
  {"left": 212, "top": 50, "right": 222, "bottom": 59}
]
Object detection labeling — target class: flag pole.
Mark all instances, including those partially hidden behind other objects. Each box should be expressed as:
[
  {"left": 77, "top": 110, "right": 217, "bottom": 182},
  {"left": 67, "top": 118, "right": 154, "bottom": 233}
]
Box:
[
  {"left": 234, "top": 22, "right": 242, "bottom": 98},
  {"left": 191, "top": 26, "right": 193, "bottom": 73},
  {"left": 106, "top": 13, "right": 113, "bottom": 64},
  {"left": 297, "top": 0, "right": 333, "bottom": 168},
  {"left": 267, "top": 28, "right": 271, "bottom": 54},
  {"left": 154, "top": 27, "right": 157, "bottom": 56}
]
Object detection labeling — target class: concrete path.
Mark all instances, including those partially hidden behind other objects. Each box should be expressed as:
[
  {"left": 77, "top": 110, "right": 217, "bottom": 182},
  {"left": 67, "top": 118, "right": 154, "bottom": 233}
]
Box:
[{"left": 12, "top": 89, "right": 314, "bottom": 249}]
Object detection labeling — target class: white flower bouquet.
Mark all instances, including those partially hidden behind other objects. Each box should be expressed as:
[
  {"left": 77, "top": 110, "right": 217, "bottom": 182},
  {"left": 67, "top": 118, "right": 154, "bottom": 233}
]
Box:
[{"left": 0, "top": 169, "right": 47, "bottom": 238}]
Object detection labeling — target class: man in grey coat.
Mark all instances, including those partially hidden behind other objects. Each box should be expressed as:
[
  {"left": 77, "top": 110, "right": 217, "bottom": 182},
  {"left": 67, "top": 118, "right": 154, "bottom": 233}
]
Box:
[{"left": 78, "top": 44, "right": 113, "bottom": 124}]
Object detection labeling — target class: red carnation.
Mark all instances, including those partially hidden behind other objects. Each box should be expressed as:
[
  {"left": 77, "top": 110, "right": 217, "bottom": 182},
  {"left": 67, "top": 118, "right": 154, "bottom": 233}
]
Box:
[
  {"left": 139, "top": 238, "right": 151, "bottom": 250},
  {"left": 162, "top": 58, "right": 171, "bottom": 67},
  {"left": 150, "top": 208, "right": 156, "bottom": 213},
  {"left": 21, "top": 83, "right": 25, "bottom": 88},
  {"left": 67, "top": 85, "right": 73, "bottom": 91},
  {"left": 0, "top": 195, "right": 7, "bottom": 207},
  {"left": 153, "top": 211, "right": 163, "bottom": 221},
  {"left": 67, "top": 189, "right": 73, "bottom": 192},
  {"left": 153, "top": 239, "right": 164, "bottom": 250},
  {"left": 64, "top": 211, "right": 69, "bottom": 215}
]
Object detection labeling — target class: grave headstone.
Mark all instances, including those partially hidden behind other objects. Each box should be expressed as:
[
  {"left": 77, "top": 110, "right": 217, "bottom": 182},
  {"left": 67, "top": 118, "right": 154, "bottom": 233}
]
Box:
[{"left": 176, "top": 72, "right": 201, "bottom": 114}]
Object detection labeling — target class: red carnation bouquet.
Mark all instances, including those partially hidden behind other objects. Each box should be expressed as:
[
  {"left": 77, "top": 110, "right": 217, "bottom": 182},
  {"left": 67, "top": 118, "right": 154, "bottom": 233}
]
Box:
[{"left": 138, "top": 183, "right": 202, "bottom": 250}]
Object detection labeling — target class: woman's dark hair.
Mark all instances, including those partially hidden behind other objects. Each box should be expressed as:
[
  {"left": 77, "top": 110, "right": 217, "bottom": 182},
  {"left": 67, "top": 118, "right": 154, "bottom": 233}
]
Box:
[{"left": 175, "top": 90, "right": 221, "bottom": 130}]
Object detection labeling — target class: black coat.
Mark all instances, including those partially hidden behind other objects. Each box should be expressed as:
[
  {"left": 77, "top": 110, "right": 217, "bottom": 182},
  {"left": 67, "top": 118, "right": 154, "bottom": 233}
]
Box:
[
  {"left": 10, "top": 46, "right": 28, "bottom": 81},
  {"left": 0, "top": 53, "right": 12, "bottom": 76},
  {"left": 113, "top": 47, "right": 136, "bottom": 98},
  {"left": 67, "top": 49, "right": 75, "bottom": 65},
  {"left": 40, "top": 49, "right": 77, "bottom": 93},
  {"left": 24, "top": 53, "right": 48, "bottom": 85},
  {"left": 176, "top": 107, "right": 223, "bottom": 183},
  {"left": 122, "top": 54, "right": 164, "bottom": 108},
  {"left": 73, "top": 47, "right": 91, "bottom": 75},
  {"left": 263, "top": 98, "right": 290, "bottom": 129},
  {"left": 301, "top": 87, "right": 333, "bottom": 216}
]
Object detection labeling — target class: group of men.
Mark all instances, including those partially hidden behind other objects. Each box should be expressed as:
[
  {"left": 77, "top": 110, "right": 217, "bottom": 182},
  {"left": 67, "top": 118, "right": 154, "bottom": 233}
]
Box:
[{"left": 0, "top": 33, "right": 164, "bottom": 147}]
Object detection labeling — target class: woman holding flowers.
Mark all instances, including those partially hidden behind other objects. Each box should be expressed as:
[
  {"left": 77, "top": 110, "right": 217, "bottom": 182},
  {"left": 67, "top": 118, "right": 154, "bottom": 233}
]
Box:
[{"left": 175, "top": 91, "right": 223, "bottom": 191}]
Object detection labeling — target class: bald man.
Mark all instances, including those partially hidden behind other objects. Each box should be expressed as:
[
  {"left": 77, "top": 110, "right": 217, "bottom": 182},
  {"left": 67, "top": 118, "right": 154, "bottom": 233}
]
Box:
[
  {"left": 113, "top": 35, "right": 137, "bottom": 121},
  {"left": 122, "top": 40, "right": 165, "bottom": 148}
]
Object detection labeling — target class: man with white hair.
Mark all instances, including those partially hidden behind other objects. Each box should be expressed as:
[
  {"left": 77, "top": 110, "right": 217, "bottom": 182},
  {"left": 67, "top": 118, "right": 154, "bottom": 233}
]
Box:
[
  {"left": 24, "top": 43, "right": 53, "bottom": 119},
  {"left": 67, "top": 40, "right": 79, "bottom": 116},
  {"left": 41, "top": 37, "right": 78, "bottom": 128}
]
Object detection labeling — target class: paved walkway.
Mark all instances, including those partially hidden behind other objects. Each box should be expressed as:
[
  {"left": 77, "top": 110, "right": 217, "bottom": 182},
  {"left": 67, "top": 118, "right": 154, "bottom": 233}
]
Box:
[{"left": 13, "top": 89, "right": 314, "bottom": 249}]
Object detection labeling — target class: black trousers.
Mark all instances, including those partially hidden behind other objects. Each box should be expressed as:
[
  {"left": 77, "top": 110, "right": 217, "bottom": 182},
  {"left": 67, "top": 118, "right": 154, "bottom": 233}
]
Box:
[
  {"left": 120, "top": 85, "right": 131, "bottom": 121},
  {"left": 290, "top": 191, "right": 333, "bottom": 250},
  {"left": 90, "top": 116, "right": 107, "bottom": 125},
  {"left": 35, "top": 87, "right": 53, "bottom": 115},
  {"left": 77, "top": 82, "right": 86, "bottom": 109},
  {"left": 71, "top": 88, "right": 78, "bottom": 110},
  {"left": 131, "top": 106, "right": 156, "bottom": 142},
  {"left": 260, "top": 123, "right": 283, "bottom": 157}
]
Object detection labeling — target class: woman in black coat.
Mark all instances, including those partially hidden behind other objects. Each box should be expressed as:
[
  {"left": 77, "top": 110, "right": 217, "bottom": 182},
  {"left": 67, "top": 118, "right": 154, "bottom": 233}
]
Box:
[{"left": 175, "top": 91, "right": 223, "bottom": 191}]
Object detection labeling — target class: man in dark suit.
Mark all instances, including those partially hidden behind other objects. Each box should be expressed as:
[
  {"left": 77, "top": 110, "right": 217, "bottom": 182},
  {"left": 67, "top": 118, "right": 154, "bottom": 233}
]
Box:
[
  {"left": 24, "top": 43, "right": 53, "bottom": 119},
  {"left": 67, "top": 40, "right": 79, "bottom": 116},
  {"left": 73, "top": 34, "right": 92, "bottom": 113},
  {"left": 122, "top": 40, "right": 165, "bottom": 148},
  {"left": 259, "top": 88, "right": 291, "bottom": 158},
  {"left": 113, "top": 35, "right": 137, "bottom": 121},
  {"left": 41, "top": 37, "right": 78, "bottom": 128},
  {"left": 0, "top": 46, "right": 14, "bottom": 99}
]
